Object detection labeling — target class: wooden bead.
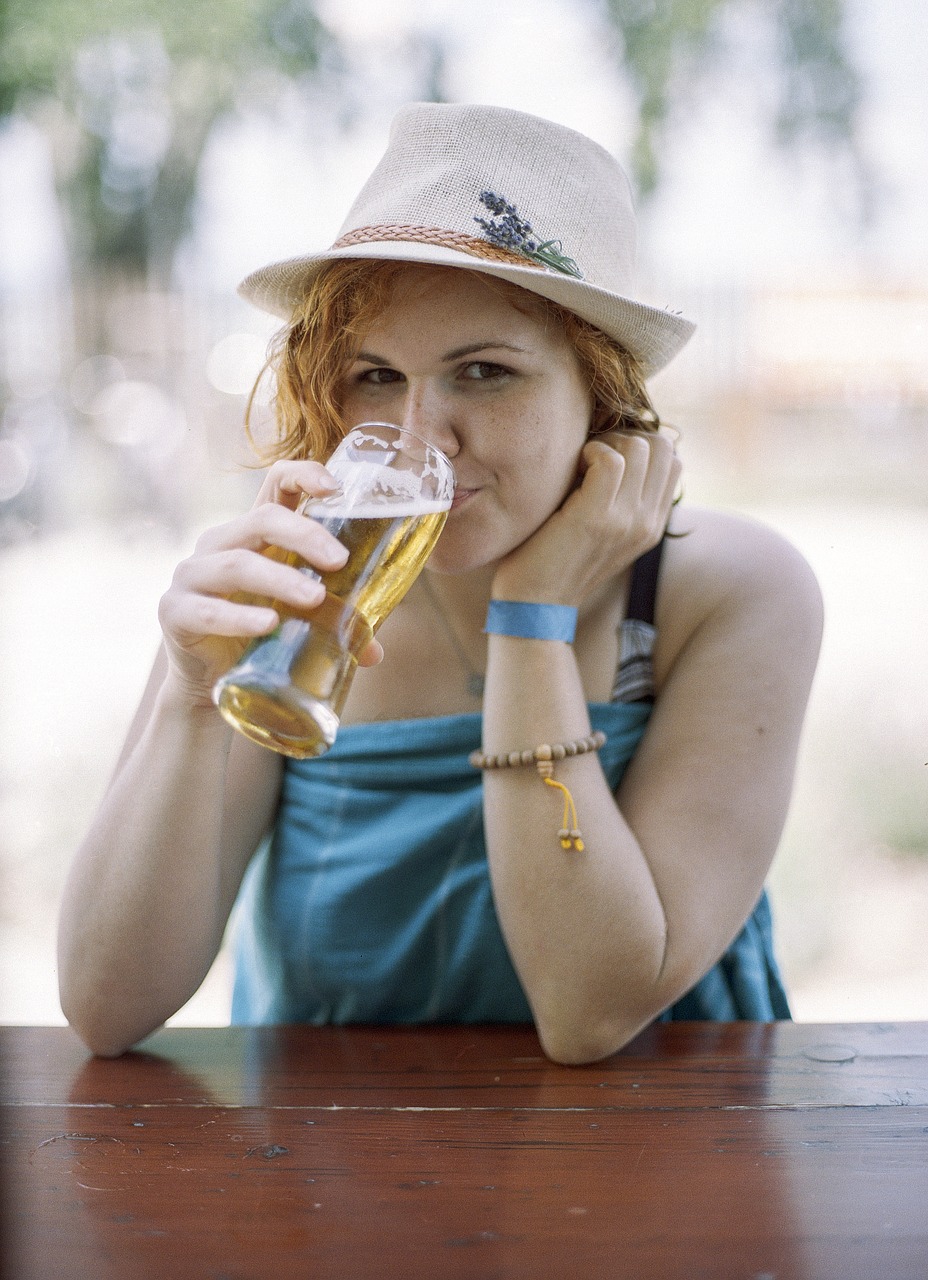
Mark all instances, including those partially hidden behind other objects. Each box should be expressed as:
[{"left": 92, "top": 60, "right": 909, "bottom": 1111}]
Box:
[{"left": 470, "top": 733, "right": 606, "bottom": 772}]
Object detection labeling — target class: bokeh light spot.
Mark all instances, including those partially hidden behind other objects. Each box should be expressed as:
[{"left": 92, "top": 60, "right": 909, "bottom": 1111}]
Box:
[
  {"left": 88, "top": 380, "right": 185, "bottom": 448},
  {"left": 0, "top": 439, "right": 33, "bottom": 501},
  {"left": 206, "top": 332, "right": 268, "bottom": 396},
  {"left": 70, "top": 355, "right": 126, "bottom": 412}
]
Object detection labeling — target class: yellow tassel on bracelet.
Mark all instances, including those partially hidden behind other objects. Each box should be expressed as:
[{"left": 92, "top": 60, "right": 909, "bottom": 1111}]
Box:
[
  {"left": 469, "top": 731, "right": 606, "bottom": 852},
  {"left": 537, "top": 766, "right": 584, "bottom": 850}
]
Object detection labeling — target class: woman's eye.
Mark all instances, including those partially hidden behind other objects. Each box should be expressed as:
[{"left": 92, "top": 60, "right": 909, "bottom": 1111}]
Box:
[
  {"left": 359, "top": 367, "right": 403, "bottom": 385},
  {"left": 461, "top": 362, "right": 508, "bottom": 381}
]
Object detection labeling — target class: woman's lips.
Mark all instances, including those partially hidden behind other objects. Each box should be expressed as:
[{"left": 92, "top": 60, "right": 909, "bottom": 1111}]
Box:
[{"left": 450, "top": 487, "right": 478, "bottom": 510}]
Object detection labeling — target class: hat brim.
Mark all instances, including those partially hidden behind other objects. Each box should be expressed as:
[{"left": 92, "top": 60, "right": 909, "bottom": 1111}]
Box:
[{"left": 238, "top": 241, "right": 695, "bottom": 379}]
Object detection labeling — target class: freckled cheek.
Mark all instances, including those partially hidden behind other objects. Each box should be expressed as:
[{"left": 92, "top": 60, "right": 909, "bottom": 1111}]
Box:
[
  {"left": 526, "top": 433, "right": 586, "bottom": 496},
  {"left": 466, "top": 391, "right": 588, "bottom": 482}
]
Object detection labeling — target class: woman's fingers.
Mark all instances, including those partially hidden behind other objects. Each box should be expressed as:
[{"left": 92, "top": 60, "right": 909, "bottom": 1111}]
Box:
[
  {"left": 569, "top": 430, "right": 681, "bottom": 562},
  {"left": 158, "top": 589, "right": 279, "bottom": 644},
  {"left": 590, "top": 429, "right": 676, "bottom": 487},
  {"left": 157, "top": 454, "right": 389, "bottom": 691},
  {"left": 160, "top": 504, "right": 351, "bottom": 655},
  {"left": 174, "top": 546, "right": 326, "bottom": 610},
  {"left": 194, "top": 501, "right": 350, "bottom": 572},
  {"left": 153, "top": 458, "right": 375, "bottom": 700},
  {"left": 253, "top": 459, "right": 341, "bottom": 510},
  {"left": 580, "top": 432, "right": 676, "bottom": 525},
  {"left": 358, "top": 638, "right": 384, "bottom": 668}
]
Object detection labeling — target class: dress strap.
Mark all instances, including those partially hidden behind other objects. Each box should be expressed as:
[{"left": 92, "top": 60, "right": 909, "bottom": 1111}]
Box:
[
  {"left": 610, "top": 535, "right": 666, "bottom": 705},
  {"left": 624, "top": 535, "right": 665, "bottom": 626}
]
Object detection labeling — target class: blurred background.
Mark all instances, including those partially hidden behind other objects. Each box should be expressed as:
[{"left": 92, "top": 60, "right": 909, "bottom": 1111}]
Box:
[{"left": 1, "top": 0, "right": 925, "bottom": 1027}]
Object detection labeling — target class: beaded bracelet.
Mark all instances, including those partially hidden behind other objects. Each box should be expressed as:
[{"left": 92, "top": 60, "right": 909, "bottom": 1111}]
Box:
[{"left": 469, "top": 731, "right": 607, "bottom": 851}]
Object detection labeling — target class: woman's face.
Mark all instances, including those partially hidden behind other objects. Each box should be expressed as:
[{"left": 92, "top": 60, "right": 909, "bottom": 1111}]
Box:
[{"left": 337, "top": 265, "right": 594, "bottom": 574}]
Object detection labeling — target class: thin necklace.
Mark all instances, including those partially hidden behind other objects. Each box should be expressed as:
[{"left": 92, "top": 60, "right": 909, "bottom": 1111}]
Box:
[{"left": 421, "top": 576, "right": 486, "bottom": 699}]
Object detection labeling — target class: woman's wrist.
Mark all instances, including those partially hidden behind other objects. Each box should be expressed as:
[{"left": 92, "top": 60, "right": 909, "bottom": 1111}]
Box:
[
  {"left": 489, "top": 559, "right": 586, "bottom": 610},
  {"left": 484, "top": 599, "right": 578, "bottom": 643},
  {"left": 156, "top": 668, "right": 231, "bottom": 724}
]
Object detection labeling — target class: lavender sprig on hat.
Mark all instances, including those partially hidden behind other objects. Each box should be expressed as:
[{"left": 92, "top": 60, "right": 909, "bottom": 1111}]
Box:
[{"left": 475, "top": 191, "right": 583, "bottom": 280}]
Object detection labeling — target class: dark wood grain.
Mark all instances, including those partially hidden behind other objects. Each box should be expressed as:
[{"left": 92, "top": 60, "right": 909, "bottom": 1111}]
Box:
[{"left": 3, "top": 1022, "right": 928, "bottom": 1279}]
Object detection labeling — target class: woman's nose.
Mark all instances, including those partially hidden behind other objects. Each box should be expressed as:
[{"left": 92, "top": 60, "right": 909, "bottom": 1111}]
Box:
[{"left": 399, "top": 385, "right": 460, "bottom": 459}]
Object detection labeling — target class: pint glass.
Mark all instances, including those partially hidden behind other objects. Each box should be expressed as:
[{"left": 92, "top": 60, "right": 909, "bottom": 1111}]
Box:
[{"left": 212, "top": 423, "right": 454, "bottom": 758}]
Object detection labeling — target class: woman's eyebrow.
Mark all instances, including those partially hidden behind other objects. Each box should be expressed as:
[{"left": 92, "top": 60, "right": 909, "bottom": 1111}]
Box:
[
  {"left": 354, "top": 342, "right": 528, "bottom": 366},
  {"left": 442, "top": 342, "right": 528, "bottom": 362}
]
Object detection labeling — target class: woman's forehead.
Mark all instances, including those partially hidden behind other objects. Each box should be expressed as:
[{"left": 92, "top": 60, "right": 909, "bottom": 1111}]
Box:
[{"left": 365, "top": 264, "right": 568, "bottom": 342}]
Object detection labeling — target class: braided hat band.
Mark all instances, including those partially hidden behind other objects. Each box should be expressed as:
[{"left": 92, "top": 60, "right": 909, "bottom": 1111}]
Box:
[
  {"left": 332, "top": 224, "right": 534, "bottom": 267},
  {"left": 239, "top": 103, "right": 695, "bottom": 377}
]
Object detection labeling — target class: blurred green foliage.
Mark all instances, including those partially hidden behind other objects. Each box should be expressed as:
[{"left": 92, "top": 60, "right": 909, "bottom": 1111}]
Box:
[
  {"left": 601, "top": 0, "right": 864, "bottom": 199},
  {"left": 0, "top": 0, "right": 342, "bottom": 279},
  {"left": 0, "top": 0, "right": 323, "bottom": 103}
]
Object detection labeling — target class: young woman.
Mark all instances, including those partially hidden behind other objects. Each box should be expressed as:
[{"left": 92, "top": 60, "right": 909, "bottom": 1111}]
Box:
[{"left": 58, "top": 103, "right": 822, "bottom": 1062}]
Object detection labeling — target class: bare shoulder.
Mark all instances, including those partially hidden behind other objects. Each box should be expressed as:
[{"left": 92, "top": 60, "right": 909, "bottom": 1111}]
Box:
[
  {"left": 653, "top": 505, "right": 823, "bottom": 684},
  {"left": 663, "top": 505, "right": 822, "bottom": 597}
]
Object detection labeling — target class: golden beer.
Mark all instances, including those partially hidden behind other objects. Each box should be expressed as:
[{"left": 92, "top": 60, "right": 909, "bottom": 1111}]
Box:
[
  {"left": 315, "top": 503, "right": 449, "bottom": 626},
  {"left": 213, "top": 500, "right": 448, "bottom": 758}
]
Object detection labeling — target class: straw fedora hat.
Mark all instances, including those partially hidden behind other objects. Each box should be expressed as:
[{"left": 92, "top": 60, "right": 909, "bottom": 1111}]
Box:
[{"left": 239, "top": 102, "right": 695, "bottom": 377}]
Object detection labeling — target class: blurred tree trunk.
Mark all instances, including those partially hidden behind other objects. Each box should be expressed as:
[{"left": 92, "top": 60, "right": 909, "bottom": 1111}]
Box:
[{"left": 599, "top": 0, "right": 865, "bottom": 203}]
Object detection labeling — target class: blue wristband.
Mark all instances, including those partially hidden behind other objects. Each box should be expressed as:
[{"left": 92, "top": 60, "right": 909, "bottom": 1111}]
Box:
[{"left": 484, "top": 599, "right": 578, "bottom": 643}]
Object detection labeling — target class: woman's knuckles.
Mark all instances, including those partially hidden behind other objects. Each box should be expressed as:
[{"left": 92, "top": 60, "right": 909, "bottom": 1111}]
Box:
[
  {"left": 193, "top": 523, "right": 231, "bottom": 555},
  {"left": 192, "top": 594, "right": 248, "bottom": 636},
  {"left": 259, "top": 459, "right": 338, "bottom": 504},
  {"left": 223, "top": 546, "right": 286, "bottom": 586}
]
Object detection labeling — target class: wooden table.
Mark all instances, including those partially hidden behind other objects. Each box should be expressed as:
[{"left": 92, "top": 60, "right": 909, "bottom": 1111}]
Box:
[{"left": 2, "top": 1022, "right": 927, "bottom": 1279}]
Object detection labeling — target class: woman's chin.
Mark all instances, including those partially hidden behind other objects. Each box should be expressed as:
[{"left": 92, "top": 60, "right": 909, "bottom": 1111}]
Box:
[{"left": 425, "top": 534, "right": 500, "bottom": 578}]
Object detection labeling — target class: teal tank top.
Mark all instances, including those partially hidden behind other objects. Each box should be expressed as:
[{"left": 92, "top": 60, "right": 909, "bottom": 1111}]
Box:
[{"left": 231, "top": 698, "right": 790, "bottom": 1027}]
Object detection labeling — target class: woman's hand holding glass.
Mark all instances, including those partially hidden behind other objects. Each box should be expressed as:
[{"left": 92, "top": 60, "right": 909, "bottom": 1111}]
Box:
[
  {"left": 156, "top": 461, "right": 383, "bottom": 709},
  {"left": 491, "top": 430, "right": 682, "bottom": 607}
]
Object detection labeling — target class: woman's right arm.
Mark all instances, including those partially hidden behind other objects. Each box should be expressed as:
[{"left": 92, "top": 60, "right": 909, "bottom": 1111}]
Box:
[{"left": 57, "top": 461, "right": 372, "bottom": 1057}]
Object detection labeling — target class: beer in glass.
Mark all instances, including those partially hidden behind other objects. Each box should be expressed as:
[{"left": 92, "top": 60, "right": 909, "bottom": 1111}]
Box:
[{"left": 212, "top": 423, "right": 454, "bottom": 757}]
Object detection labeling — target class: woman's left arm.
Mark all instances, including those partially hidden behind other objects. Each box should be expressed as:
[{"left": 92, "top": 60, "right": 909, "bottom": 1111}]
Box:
[{"left": 482, "top": 452, "right": 823, "bottom": 1064}]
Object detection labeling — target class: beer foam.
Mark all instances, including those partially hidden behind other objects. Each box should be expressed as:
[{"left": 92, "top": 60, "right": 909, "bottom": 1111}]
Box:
[
  {"left": 306, "top": 456, "right": 451, "bottom": 517},
  {"left": 303, "top": 498, "right": 449, "bottom": 519},
  {"left": 333, "top": 460, "right": 427, "bottom": 504}
]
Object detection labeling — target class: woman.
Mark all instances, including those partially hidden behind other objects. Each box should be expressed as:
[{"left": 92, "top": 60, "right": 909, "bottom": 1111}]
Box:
[{"left": 58, "top": 103, "right": 822, "bottom": 1062}]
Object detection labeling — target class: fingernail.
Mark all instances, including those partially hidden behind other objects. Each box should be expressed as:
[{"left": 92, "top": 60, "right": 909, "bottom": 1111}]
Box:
[{"left": 318, "top": 470, "right": 341, "bottom": 491}]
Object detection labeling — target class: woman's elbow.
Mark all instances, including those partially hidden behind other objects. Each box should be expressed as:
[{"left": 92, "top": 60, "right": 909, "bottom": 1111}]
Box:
[
  {"left": 59, "top": 981, "right": 159, "bottom": 1059},
  {"left": 535, "top": 1015, "right": 648, "bottom": 1066},
  {"left": 75, "top": 1030, "right": 137, "bottom": 1059}
]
